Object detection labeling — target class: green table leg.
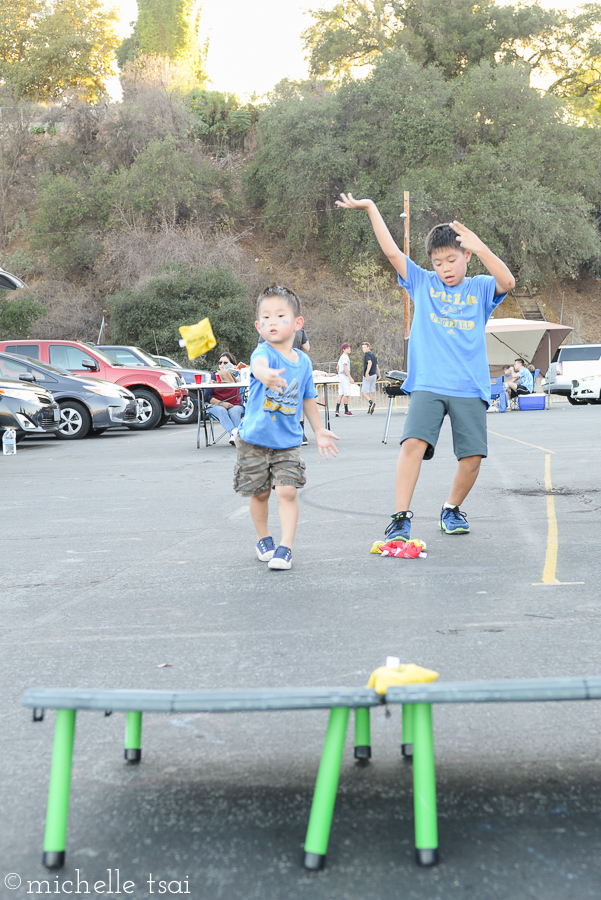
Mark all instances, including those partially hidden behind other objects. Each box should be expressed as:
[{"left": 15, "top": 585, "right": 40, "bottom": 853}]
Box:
[
  {"left": 354, "top": 707, "right": 371, "bottom": 761},
  {"left": 43, "top": 709, "right": 76, "bottom": 869},
  {"left": 124, "top": 711, "right": 142, "bottom": 762},
  {"left": 402, "top": 702, "right": 414, "bottom": 758},
  {"left": 303, "top": 706, "right": 349, "bottom": 871},
  {"left": 411, "top": 703, "right": 438, "bottom": 866}
]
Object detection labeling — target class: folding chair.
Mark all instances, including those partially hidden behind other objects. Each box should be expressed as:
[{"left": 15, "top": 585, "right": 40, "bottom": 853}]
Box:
[{"left": 490, "top": 375, "right": 508, "bottom": 412}]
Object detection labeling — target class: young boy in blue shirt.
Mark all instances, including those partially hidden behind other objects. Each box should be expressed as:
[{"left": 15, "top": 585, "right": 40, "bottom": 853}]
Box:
[
  {"left": 234, "top": 285, "right": 339, "bottom": 570},
  {"left": 336, "top": 193, "right": 515, "bottom": 542}
]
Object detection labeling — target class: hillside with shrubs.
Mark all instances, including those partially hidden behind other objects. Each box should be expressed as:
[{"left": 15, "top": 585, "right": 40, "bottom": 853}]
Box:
[{"left": 2, "top": 41, "right": 601, "bottom": 371}]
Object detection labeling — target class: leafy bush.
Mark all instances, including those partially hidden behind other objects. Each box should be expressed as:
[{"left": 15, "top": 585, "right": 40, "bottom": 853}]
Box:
[
  {"left": 0, "top": 294, "right": 48, "bottom": 338},
  {"left": 186, "top": 90, "right": 260, "bottom": 149},
  {"left": 32, "top": 136, "right": 235, "bottom": 276},
  {"left": 108, "top": 265, "right": 256, "bottom": 367}
]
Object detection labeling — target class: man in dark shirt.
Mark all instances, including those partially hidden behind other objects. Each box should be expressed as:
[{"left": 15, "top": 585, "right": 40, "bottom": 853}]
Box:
[{"left": 361, "top": 342, "right": 380, "bottom": 414}]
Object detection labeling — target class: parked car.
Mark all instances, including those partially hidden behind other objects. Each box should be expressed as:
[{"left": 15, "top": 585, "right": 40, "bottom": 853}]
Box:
[
  {"left": 151, "top": 353, "right": 209, "bottom": 383},
  {"left": 542, "top": 343, "right": 601, "bottom": 403},
  {"left": 0, "top": 352, "right": 138, "bottom": 439},
  {"left": 0, "top": 268, "right": 27, "bottom": 291},
  {"left": 98, "top": 345, "right": 207, "bottom": 424},
  {"left": 0, "top": 340, "right": 187, "bottom": 430},
  {"left": 571, "top": 374, "right": 601, "bottom": 405},
  {"left": 0, "top": 376, "right": 60, "bottom": 441}
]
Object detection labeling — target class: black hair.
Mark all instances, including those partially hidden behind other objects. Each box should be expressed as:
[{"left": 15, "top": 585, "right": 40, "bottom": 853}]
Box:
[
  {"left": 425, "top": 223, "right": 463, "bottom": 257},
  {"left": 219, "top": 351, "right": 237, "bottom": 365},
  {"left": 256, "top": 285, "right": 301, "bottom": 318}
]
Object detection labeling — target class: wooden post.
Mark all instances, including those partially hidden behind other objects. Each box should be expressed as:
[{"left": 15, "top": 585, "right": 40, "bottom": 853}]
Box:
[{"left": 402, "top": 191, "right": 411, "bottom": 370}]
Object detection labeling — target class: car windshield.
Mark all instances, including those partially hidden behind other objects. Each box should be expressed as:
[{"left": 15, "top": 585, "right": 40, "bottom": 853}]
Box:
[
  {"left": 131, "top": 347, "right": 162, "bottom": 366},
  {"left": 90, "top": 346, "right": 122, "bottom": 365}
]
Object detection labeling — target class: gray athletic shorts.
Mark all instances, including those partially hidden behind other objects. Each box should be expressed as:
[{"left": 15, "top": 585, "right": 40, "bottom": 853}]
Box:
[
  {"left": 401, "top": 391, "right": 488, "bottom": 460},
  {"left": 362, "top": 374, "right": 377, "bottom": 393}
]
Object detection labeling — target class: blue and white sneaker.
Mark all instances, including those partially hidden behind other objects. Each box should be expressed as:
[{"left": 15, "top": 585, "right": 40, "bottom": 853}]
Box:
[
  {"left": 256, "top": 536, "right": 275, "bottom": 561},
  {"left": 268, "top": 545, "right": 293, "bottom": 570},
  {"left": 384, "top": 511, "right": 413, "bottom": 542},
  {"left": 440, "top": 506, "right": 470, "bottom": 534}
]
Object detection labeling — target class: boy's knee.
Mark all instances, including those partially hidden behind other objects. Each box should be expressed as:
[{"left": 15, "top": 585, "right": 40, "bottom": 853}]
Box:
[
  {"left": 275, "top": 484, "right": 297, "bottom": 502},
  {"left": 251, "top": 489, "right": 271, "bottom": 502},
  {"left": 459, "top": 455, "right": 482, "bottom": 472},
  {"left": 401, "top": 438, "right": 429, "bottom": 457}
]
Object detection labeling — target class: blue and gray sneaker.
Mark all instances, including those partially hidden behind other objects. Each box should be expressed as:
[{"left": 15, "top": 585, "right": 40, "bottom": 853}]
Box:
[
  {"left": 384, "top": 511, "right": 413, "bottom": 542},
  {"left": 440, "top": 506, "right": 470, "bottom": 534},
  {"left": 256, "top": 536, "right": 276, "bottom": 561},
  {"left": 268, "top": 545, "right": 293, "bottom": 570}
]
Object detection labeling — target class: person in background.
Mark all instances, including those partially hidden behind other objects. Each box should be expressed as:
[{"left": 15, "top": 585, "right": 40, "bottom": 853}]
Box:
[
  {"left": 504, "top": 358, "right": 535, "bottom": 408},
  {"left": 335, "top": 342, "right": 354, "bottom": 416},
  {"left": 361, "top": 341, "right": 381, "bottom": 414},
  {"left": 206, "top": 351, "right": 244, "bottom": 445}
]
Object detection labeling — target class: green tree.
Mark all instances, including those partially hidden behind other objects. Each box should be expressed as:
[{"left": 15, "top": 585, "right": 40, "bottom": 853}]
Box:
[
  {"left": 0, "top": 0, "right": 119, "bottom": 102},
  {"left": 117, "top": 0, "right": 206, "bottom": 82},
  {"left": 248, "top": 53, "right": 601, "bottom": 283},
  {"left": 245, "top": 80, "right": 349, "bottom": 248},
  {"left": 302, "top": 0, "right": 601, "bottom": 83},
  {"left": 108, "top": 265, "right": 255, "bottom": 367}
]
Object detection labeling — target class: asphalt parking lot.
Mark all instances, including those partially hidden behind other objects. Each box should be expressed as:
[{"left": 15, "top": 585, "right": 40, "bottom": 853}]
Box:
[{"left": 2, "top": 401, "right": 601, "bottom": 900}]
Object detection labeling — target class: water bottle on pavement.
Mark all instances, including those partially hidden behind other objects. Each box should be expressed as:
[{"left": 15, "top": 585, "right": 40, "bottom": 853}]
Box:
[{"left": 2, "top": 428, "right": 17, "bottom": 455}]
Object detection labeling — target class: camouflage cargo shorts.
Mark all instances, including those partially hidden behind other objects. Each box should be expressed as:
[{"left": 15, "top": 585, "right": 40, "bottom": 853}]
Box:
[{"left": 233, "top": 435, "right": 307, "bottom": 497}]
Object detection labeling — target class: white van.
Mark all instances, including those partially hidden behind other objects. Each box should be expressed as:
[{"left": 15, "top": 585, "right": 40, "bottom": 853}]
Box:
[{"left": 543, "top": 343, "right": 601, "bottom": 403}]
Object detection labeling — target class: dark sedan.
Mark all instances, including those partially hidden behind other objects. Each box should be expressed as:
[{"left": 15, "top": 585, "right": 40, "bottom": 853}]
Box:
[
  {"left": 0, "top": 352, "right": 138, "bottom": 439},
  {"left": 0, "top": 377, "right": 60, "bottom": 441}
]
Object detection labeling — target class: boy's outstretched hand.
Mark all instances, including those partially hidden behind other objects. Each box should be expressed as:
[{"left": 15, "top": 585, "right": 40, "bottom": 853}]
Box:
[
  {"left": 259, "top": 366, "right": 288, "bottom": 391},
  {"left": 450, "top": 221, "right": 488, "bottom": 256},
  {"left": 314, "top": 428, "right": 340, "bottom": 460},
  {"left": 335, "top": 192, "right": 373, "bottom": 211}
]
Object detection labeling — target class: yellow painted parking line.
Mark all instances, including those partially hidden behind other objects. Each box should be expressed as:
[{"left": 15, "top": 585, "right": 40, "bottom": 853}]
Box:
[
  {"left": 488, "top": 430, "right": 555, "bottom": 454},
  {"left": 531, "top": 454, "right": 584, "bottom": 586}
]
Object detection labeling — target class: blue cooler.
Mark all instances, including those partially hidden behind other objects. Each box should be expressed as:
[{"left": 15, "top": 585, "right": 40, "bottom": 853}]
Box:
[{"left": 518, "top": 394, "right": 546, "bottom": 410}]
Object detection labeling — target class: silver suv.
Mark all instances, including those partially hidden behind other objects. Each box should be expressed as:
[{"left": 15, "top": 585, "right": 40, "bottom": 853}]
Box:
[{"left": 543, "top": 343, "right": 601, "bottom": 404}]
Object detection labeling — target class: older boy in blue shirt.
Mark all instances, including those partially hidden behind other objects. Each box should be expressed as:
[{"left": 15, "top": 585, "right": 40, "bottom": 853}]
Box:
[
  {"left": 235, "top": 286, "right": 339, "bottom": 569},
  {"left": 336, "top": 193, "right": 515, "bottom": 541}
]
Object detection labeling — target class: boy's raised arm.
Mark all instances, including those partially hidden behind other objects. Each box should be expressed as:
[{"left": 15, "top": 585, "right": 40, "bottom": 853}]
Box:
[
  {"left": 451, "top": 221, "right": 515, "bottom": 295},
  {"left": 336, "top": 193, "right": 407, "bottom": 281}
]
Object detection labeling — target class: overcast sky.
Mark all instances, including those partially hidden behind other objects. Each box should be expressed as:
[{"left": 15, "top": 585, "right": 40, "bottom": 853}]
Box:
[{"left": 112, "top": 0, "right": 589, "bottom": 99}]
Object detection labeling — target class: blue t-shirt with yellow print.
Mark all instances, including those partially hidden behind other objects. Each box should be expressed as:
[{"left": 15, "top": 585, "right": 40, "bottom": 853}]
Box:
[
  {"left": 239, "top": 342, "right": 317, "bottom": 449},
  {"left": 398, "top": 257, "right": 506, "bottom": 403}
]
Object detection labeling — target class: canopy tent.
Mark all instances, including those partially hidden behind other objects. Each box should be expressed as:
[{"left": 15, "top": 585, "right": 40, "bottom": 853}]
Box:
[{"left": 485, "top": 318, "right": 572, "bottom": 377}]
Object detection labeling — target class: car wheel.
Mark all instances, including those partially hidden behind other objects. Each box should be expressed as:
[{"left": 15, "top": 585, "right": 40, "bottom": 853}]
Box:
[
  {"left": 56, "top": 401, "right": 92, "bottom": 440},
  {"left": 156, "top": 413, "right": 171, "bottom": 427},
  {"left": 171, "top": 397, "right": 198, "bottom": 424},
  {"left": 567, "top": 395, "right": 587, "bottom": 405},
  {"left": 127, "top": 389, "right": 162, "bottom": 430}
]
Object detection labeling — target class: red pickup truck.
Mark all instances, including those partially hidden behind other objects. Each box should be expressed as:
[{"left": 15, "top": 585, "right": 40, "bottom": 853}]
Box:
[{"left": 0, "top": 340, "right": 187, "bottom": 429}]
